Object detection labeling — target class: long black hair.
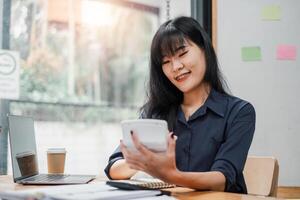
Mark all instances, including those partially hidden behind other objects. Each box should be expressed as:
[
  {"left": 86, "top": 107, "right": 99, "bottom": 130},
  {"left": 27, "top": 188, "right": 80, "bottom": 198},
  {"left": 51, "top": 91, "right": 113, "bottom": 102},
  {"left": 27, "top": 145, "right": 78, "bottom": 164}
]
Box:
[{"left": 141, "top": 16, "right": 229, "bottom": 130}]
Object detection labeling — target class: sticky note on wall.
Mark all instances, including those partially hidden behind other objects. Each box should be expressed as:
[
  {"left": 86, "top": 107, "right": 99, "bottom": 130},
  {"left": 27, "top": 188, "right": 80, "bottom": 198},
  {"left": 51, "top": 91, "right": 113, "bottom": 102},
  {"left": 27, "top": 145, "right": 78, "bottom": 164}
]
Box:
[
  {"left": 241, "top": 47, "right": 262, "bottom": 61},
  {"left": 261, "top": 5, "right": 281, "bottom": 20},
  {"left": 276, "top": 45, "right": 297, "bottom": 60}
]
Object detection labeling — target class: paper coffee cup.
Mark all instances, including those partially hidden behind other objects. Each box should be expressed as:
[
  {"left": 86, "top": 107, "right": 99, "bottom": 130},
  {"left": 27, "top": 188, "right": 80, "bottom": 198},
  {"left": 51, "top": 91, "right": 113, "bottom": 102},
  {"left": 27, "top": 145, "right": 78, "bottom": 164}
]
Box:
[
  {"left": 47, "top": 148, "right": 66, "bottom": 174},
  {"left": 16, "top": 151, "right": 38, "bottom": 177}
]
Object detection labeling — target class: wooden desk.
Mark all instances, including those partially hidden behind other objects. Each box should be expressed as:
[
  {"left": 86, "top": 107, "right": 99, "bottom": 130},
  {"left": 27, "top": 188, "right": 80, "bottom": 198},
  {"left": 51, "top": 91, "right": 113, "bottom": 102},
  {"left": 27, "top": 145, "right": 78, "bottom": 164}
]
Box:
[{"left": 0, "top": 175, "right": 282, "bottom": 200}]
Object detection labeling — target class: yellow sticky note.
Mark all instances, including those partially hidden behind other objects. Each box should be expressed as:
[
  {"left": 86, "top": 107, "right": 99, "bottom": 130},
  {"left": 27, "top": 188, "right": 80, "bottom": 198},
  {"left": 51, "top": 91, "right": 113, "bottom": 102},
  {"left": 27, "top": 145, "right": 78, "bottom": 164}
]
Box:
[{"left": 261, "top": 5, "right": 281, "bottom": 20}]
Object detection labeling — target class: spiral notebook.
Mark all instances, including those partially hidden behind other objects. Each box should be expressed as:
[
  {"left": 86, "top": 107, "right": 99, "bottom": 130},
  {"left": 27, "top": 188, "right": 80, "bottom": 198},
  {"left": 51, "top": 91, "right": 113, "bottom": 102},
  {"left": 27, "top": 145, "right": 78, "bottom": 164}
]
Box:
[{"left": 106, "top": 178, "right": 176, "bottom": 191}]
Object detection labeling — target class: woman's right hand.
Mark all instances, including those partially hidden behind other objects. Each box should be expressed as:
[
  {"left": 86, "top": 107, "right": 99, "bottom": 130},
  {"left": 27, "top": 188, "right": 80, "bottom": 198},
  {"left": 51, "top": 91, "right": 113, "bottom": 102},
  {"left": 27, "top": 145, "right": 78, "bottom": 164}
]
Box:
[{"left": 120, "top": 132, "right": 178, "bottom": 183}]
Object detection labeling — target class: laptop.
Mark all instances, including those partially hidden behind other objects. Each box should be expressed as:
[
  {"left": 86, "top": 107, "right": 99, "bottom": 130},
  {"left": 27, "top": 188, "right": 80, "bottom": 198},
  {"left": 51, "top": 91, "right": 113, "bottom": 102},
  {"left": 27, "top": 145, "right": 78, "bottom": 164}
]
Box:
[{"left": 8, "top": 115, "right": 96, "bottom": 185}]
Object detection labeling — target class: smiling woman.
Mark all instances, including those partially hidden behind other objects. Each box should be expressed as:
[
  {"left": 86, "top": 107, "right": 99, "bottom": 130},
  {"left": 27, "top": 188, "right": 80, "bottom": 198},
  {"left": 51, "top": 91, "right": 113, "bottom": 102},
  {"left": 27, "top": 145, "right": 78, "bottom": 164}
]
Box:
[{"left": 105, "top": 16, "right": 256, "bottom": 194}]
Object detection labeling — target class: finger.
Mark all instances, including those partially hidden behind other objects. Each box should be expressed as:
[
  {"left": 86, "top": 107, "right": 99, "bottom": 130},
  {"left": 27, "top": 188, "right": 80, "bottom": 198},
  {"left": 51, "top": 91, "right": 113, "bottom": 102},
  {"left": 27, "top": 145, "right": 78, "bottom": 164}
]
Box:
[
  {"left": 128, "top": 163, "right": 143, "bottom": 171},
  {"left": 121, "top": 140, "right": 145, "bottom": 163},
  {"left": 126, "top": 160, "right": 146, "bottom": 171},
  {"left": 127, "top": 158, "right": 145, "bottom": 167},
  {"left": 125, "top": 151, "right": 143, "bottom": 163},
  {"left": 167, "top": 132, "right": 173, "bottom": 147},
  {"left": 125, "top": 153, "right": 148, "bottom": 171},
  {"left": 130, "top": 131, "right": 151, "bottom": 155},
  {"left": 120, "top": 140, "right": 129, "bottom": 155},
  {"left": 120, "top": 140, "right": 133, "bottom": 161},
  {"left": 121, "top": 139, "right": 138, "bottom": 156},
  {"left": 167, "top": 132, "right": 177, "bottom": 156}
]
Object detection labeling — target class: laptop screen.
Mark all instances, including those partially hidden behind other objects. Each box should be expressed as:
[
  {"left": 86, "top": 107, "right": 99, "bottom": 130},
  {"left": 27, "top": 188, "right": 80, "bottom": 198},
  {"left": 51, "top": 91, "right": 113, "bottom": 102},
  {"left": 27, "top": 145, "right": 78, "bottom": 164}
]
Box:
[{"left": 8, "top": 115, "right": 39, "bottom": 181}]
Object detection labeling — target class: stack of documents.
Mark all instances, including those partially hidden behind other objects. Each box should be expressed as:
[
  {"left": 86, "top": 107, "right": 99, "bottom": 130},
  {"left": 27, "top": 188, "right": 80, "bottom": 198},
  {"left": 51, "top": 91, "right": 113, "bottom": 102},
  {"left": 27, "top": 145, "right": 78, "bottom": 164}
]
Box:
[{"left": 0, "top": 182, "right": 175, "bottom": 200}]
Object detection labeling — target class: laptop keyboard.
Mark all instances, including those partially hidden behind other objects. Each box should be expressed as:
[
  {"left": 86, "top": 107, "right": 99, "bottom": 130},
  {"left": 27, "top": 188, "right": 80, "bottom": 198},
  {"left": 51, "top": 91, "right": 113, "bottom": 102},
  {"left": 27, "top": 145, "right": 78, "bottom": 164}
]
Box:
[{"left": 24, "top": 174, "right": 71, "bottom": 183}]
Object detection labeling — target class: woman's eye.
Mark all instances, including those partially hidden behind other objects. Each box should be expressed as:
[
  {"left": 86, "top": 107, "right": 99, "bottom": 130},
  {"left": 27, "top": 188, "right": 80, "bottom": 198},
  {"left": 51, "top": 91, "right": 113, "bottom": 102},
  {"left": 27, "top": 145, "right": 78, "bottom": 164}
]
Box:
[
  {"left": 179, "top": 51, "right": 188, "bottom": 57},
  {"left": 162, "top": 60, "right": 170, "bottom": 65}
]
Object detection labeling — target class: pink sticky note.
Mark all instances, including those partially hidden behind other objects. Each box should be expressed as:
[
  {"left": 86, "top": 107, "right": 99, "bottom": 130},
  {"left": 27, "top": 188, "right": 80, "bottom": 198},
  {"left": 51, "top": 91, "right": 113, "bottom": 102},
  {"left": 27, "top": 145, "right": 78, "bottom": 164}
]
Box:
[{"left": 276, "top": 45, "right": 297, "bottom": 60}]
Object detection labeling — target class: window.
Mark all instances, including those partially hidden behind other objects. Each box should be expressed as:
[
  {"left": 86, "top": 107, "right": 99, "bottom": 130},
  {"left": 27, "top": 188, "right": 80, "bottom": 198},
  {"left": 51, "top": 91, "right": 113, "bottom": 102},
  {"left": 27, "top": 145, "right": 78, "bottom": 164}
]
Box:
[{"left": 6, "top": 0, "right": 159, "bottom": 175}]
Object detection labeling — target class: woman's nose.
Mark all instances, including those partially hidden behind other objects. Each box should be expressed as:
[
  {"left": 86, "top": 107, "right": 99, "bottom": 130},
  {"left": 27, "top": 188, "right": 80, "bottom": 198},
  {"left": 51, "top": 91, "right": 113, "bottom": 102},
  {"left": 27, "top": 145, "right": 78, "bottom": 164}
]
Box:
[{"left": 172, "top": 59, "right": 184, "bottom": 72}]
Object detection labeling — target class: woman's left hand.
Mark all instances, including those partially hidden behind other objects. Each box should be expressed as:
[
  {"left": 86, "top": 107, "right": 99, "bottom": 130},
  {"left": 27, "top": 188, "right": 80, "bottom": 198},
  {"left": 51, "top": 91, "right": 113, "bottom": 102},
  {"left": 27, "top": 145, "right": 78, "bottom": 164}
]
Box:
[{"left": 120, "top": 132, "right": 178, "bottom": 183}]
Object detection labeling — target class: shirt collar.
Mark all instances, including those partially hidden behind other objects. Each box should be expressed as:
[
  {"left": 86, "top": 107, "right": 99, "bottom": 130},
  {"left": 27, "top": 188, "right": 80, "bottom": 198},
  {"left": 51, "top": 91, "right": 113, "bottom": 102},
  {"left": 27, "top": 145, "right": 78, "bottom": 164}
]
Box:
[
  {"left": 177, "top": 89, "right": 227, "bottom": 123},
  {"left": 204, "top": 89, "right": 227, "bottom": 118}
]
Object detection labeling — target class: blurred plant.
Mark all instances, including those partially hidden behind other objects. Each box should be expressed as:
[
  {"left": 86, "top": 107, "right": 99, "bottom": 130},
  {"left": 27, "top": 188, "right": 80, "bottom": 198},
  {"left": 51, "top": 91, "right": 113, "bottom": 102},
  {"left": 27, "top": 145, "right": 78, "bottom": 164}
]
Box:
[{"left": 10, "top": 0, "right": 158, "bottom": 121}]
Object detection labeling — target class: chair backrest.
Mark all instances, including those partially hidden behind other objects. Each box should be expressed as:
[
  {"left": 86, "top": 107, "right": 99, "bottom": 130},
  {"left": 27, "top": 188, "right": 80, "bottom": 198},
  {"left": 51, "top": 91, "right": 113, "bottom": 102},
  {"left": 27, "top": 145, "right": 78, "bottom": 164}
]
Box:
[{"left": 243, "top": 156, "right": 279, "bottom": 197}]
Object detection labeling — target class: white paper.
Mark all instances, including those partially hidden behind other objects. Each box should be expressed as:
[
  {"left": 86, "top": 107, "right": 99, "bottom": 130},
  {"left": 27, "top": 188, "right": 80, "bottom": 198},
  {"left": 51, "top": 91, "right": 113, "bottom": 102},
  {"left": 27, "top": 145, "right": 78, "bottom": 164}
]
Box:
[{"left": 0, "top": 182, "right": 164, "bottom": 200}]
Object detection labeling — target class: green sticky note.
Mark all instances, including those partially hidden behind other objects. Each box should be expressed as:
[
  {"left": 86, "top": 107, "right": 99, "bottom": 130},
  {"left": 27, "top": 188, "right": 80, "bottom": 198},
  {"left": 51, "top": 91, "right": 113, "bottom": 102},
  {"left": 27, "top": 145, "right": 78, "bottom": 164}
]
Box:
[
  {"left": 261, "top": 5, "right": 281, "bottom": 20},
  {"left": 241, "top": 47, "right": 262, "bottom": 61}
]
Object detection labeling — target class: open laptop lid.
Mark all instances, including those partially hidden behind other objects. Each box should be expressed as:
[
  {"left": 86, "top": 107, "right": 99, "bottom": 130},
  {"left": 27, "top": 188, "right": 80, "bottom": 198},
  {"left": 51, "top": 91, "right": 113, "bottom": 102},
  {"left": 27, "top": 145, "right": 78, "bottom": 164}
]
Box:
[{"left": 8, "top": 115, "right": 39, "bottom": 182}]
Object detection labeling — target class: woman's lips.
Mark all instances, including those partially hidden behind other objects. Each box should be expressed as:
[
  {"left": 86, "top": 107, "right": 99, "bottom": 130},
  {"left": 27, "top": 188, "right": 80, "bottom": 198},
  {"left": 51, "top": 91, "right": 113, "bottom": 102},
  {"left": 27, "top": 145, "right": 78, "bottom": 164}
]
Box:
[{"left": 175, "top": 72, "right": 191, "bottom": 82}]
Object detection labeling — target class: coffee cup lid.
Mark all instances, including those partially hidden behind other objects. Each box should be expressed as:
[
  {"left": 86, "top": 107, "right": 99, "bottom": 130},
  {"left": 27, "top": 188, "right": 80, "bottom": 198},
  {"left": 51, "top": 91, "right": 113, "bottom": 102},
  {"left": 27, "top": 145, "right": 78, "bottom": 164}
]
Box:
[
  {"left": 16, "top": 151, "right": 35, "bottom": 158},
  {"left": 47, "top": 148, "right": 66, "bottom": 154}
]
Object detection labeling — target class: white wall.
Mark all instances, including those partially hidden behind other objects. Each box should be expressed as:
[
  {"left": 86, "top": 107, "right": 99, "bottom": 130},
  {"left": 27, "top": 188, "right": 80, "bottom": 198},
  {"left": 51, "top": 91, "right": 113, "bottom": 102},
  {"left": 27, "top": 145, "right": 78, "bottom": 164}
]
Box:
[{"left": 217, "top": 0, "right": 300, "bottom": 186}]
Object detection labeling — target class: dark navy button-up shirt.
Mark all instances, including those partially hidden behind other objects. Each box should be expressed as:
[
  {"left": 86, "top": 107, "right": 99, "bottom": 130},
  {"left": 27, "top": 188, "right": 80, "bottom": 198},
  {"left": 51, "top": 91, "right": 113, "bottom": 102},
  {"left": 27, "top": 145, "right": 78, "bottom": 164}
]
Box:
[{"left": 104, "top": 89, "right": 256, "bottom": 194}]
